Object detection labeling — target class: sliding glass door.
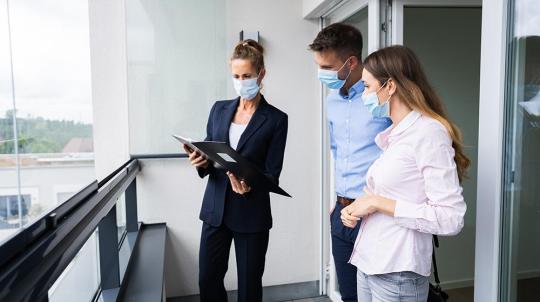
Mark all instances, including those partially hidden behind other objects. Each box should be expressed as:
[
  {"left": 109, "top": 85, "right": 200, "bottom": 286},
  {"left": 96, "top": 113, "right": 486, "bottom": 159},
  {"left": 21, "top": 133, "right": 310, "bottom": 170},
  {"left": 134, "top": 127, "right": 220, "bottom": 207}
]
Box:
[{"left": 500, "top": 0, "right": 540, "bottom": 301}]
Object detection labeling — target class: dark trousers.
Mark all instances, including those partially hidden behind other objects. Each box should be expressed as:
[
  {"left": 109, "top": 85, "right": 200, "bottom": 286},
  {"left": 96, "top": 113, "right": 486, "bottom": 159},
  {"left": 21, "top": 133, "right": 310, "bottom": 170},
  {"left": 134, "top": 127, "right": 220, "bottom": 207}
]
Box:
[
  {"left": 199, "top": 222, "right": 269, "bottom": 302},
  {"left": 330, "top": 200, "right": 361, "bottom": 302}
]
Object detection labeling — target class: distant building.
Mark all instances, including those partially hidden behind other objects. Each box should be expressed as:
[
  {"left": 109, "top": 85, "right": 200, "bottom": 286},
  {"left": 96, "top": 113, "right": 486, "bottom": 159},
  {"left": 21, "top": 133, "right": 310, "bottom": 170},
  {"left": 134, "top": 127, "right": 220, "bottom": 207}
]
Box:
[
  {"left": 62, "top": 138, "right": 94, "bottom": 153},
  {"left": 0, "top": 153, "right": 95, "bottom": 243}
]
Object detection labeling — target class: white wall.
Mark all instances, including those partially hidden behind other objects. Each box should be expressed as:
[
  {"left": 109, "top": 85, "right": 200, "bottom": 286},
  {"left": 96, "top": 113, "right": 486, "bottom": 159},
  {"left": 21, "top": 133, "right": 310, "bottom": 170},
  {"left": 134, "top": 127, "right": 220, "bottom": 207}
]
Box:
[
  {"left": 474, "top": 0, "right": 507, "bottom": 299},
  {"left": 88, "top": 0, "right": 131, "bottom": 179},
  {"left": 302, "top": 0, "right": 339, "bottom": 19},
  {"left": 225, "top": 0, "right": 321, "bottom": 292}
]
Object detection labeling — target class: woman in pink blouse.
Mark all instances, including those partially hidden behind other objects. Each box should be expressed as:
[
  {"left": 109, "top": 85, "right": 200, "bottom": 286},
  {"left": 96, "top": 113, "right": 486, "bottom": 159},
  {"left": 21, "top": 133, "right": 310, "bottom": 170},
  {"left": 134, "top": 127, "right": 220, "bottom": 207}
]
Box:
[{"left": 340, "top": 45, "right": 470, "bottom": 302}]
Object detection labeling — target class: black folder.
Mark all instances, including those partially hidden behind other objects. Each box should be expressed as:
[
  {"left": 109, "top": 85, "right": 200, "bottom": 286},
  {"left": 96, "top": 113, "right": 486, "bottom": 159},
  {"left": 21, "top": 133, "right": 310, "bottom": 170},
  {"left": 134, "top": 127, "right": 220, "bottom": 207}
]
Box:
[{"left": 173, "top": 135, "right": 291, "bottom": 197}]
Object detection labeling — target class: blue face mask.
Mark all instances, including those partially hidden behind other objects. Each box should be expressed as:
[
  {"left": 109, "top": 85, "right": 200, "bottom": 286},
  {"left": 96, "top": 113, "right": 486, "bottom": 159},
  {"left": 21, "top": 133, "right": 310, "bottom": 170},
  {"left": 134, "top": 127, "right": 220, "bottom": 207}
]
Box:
[
  {"left": 362, "top": 81, "right": 391, "bottom": 118},
  {"left": 318, "top": 57, "right": 352, "bottom": 90},
  {"left": 233, "top": 75, "right": 260, "bottom": 100}
]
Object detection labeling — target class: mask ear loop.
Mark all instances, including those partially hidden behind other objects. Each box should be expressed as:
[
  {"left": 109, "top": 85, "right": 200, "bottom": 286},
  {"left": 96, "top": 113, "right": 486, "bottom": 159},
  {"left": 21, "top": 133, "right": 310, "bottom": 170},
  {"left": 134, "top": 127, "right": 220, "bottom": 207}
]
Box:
[
  {"left": 374, "top": 79, "right": 392, "bottom": 115},
  {"left": 255, "top": 69, "right": 264, "bottom": 90},
  {"left": 380, "top": 79, "right": 393, "bottom": 115},
  {"left": 375, "top": 79, "right": 389, "bottom": 100},
  {"left": 337, "top": 57, "right": 353, "bottom": 81}
]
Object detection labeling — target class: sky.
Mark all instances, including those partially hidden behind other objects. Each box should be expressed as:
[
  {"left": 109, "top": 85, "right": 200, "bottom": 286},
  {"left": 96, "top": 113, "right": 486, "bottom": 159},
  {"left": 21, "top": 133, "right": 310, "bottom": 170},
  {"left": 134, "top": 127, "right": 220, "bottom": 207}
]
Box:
[{"left": 0, "top": 0, "right": 93, "bottom": 124}]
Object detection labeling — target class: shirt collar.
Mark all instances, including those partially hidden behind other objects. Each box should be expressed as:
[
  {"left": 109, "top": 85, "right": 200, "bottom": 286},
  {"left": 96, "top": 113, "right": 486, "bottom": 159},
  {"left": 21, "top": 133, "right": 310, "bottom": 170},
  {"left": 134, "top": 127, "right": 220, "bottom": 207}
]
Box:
[
  {"left": 375, "top": 111, "right": 421, "bottom": 149},
  {"left": 338, "top": 80, "right": 365, "bottom": 100}
]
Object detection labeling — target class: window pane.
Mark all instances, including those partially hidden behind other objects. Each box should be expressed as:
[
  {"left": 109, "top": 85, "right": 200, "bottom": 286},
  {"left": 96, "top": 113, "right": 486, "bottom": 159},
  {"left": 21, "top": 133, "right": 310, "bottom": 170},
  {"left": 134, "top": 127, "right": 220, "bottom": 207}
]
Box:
[
  {"left": 126, "top": 0, "right": 229, "bottom": 154},
  {"left": 48, "top": 231, "right": 100, "bottom": 302},
  {"left": 0, "top": 0, "right": 17, "bottom": 242},
  {"left": 501, "top": 0, "right": 540, "bottom": 301},
  {"left": 1, "top": 0, "right": 96, "bottom": 235},
  {"left": 341, "top": 7, "right": 369, "bottom": 60}
]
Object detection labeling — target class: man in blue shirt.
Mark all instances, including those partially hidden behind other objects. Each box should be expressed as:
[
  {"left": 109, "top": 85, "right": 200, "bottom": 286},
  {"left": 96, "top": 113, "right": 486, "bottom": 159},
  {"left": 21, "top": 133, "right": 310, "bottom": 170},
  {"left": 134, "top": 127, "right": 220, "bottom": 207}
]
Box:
[{"left": 309, "top": 23, "right": 391, "bottom": 301}]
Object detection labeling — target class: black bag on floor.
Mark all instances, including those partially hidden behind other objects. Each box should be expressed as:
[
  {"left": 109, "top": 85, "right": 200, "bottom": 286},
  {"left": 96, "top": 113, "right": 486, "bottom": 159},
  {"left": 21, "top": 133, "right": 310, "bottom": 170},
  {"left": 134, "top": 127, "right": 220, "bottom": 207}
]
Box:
[{"left": 428, "top": 235, "right": 449, "bottom": 302}]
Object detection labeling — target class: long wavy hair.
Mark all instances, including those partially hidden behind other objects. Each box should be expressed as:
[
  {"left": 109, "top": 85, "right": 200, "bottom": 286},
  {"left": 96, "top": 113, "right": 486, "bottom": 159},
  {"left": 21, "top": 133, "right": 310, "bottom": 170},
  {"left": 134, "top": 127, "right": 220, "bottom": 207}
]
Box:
[{"left": 363, "top": 45, "right": 470, "bottom": 182}]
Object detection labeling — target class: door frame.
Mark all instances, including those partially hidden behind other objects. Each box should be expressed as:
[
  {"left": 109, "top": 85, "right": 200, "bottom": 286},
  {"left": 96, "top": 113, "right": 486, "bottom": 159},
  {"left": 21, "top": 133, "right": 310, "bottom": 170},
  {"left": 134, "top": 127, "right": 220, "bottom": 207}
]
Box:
[
  {"left": 321, "top": 0, "right": 380, "bottom": 300},
  {"left": 475, "top": 1, "right": 508, "bottom": 301},
  {"left": 322, "top": 0, "right": 380, "bottom": 53}
]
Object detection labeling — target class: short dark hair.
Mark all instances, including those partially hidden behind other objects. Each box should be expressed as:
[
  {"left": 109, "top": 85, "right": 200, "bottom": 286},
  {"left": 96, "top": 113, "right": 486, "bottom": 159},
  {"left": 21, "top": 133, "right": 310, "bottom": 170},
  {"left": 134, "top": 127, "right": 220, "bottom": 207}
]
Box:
[{"left": 309, "top": 23, "right": 363, "bottom": 60}]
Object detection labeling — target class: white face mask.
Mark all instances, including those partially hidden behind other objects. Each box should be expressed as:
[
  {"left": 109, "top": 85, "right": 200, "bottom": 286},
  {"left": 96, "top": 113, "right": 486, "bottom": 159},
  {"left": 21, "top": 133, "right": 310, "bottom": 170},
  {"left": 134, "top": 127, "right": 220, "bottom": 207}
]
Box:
[
  {"left": 317, "top": 57, "right": 352, "bottom": 90},
  {"left": 233, "top": 77, "right": 260, "bottom": 100},
  {"left": 361, "top": 80, "right": 391, "bottom": 118}
]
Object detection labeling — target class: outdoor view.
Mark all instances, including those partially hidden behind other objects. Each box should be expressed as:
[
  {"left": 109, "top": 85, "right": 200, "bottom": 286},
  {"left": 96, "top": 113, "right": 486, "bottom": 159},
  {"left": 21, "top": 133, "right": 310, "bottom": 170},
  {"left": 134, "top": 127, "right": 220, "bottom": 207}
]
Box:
[{"left": 0, "top": 1, "right": 95, "bottom": 242}]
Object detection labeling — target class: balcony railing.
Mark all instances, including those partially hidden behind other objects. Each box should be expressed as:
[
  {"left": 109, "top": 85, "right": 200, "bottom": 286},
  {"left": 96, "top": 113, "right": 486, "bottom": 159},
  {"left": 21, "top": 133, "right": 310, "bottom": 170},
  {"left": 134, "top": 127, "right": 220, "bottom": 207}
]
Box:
[
  {"left": 0, "top": 152, "right": 329, "bottom": 302},
  {"left": 0, "top": 157, "right": 168, "bottom": 302}
]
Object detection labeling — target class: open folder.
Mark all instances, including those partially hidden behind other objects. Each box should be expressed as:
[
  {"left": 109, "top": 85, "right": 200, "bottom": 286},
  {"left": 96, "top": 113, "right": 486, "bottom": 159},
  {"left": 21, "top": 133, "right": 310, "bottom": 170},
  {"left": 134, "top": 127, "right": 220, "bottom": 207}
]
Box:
[{"left": 173, "top": 135, "right": 291, "bottom": 197}]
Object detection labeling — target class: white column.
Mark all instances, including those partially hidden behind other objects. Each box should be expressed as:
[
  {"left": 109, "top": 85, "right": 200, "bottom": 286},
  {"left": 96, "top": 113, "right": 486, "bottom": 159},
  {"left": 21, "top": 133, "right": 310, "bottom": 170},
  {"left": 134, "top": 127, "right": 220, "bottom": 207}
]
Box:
[
  {"left": 474, "top": 0, "right": 508, "bottom": 300},
  {"left": 88, "top": 0, "right": 131, "bottom": 180}
]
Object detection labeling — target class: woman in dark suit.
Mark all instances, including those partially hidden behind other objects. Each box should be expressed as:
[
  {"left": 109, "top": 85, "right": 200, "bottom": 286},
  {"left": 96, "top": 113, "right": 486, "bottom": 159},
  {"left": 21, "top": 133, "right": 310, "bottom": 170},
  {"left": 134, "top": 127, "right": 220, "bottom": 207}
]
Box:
[{"left": 183, "top": 39, "right": 288, "bottom": 302}]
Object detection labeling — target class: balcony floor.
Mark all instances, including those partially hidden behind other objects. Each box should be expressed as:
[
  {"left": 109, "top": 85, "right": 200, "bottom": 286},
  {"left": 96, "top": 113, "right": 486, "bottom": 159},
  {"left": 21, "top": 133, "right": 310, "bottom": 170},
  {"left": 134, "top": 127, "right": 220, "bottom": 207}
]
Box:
[
  {"left": 291, "top": 297, "right": 331, "bottom": 302},
  {"left": 169, "top": 295, "right": 331, "bottom": 302}
]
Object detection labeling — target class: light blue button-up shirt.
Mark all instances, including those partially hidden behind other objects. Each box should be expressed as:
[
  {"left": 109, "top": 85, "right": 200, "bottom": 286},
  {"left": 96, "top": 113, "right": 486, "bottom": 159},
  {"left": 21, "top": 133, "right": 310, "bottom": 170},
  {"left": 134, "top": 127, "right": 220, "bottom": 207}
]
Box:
[{"left": 327, "top": 80, "right": 392, "bottom": 199}]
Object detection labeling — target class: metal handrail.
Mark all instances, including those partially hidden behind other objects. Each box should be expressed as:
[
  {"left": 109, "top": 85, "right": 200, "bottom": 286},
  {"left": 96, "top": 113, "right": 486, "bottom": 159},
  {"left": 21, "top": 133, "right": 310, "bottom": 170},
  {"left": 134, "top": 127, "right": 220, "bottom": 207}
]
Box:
[
  {"left": 130, "top": 153, "right": 188, "bottom": 160},
  {"left": 0, "top": 159, "right": 141, "bottom": 302}
]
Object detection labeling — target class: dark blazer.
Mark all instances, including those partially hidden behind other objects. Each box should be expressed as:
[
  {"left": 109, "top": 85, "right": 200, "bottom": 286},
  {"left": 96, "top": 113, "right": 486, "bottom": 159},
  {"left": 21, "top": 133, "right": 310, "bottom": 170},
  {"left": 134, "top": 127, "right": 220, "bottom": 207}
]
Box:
[{"left": 196, "top": 95, "right": 288, "bottom": 233}]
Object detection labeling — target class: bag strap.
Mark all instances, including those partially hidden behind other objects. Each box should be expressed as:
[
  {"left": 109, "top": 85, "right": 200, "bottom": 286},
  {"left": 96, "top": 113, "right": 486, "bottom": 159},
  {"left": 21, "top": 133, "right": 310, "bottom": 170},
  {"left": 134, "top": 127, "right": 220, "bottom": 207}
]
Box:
[{"left": 432, "top": 235, "right": 441, "bottom": 285}]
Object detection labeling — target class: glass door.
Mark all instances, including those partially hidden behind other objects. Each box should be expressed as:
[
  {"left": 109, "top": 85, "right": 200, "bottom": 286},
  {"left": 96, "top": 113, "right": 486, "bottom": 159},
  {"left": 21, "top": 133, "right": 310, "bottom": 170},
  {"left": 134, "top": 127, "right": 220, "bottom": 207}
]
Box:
[
  {"left": 501, "top": 0, "right": 540, "bottom": 301},
  {"left": 391, "top": 0, "right": 482, "bottom": 300}
]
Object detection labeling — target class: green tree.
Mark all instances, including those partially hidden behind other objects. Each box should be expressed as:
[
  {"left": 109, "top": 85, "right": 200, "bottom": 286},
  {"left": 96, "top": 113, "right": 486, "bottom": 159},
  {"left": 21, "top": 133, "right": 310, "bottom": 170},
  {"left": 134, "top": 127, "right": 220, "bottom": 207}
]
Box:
[{"left": 0, "top": 111, "right": 92, "bottom": 154}]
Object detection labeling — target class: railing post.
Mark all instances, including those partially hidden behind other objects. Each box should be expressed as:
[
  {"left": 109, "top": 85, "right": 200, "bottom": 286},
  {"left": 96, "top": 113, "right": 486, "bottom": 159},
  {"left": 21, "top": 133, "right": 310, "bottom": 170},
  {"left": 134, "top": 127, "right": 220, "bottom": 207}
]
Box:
[
  {"left": 98, "top": 205, "right": 120, "bottom": 290},
  {"left": 125, "top": 179, "right": 138, "bottom": 232}
]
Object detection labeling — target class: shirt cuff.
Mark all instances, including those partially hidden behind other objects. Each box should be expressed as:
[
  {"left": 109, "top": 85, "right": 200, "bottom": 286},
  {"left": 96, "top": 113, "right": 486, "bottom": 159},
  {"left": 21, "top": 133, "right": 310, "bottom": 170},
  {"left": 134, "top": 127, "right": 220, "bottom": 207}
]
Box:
[{"left": 393, "top": 200, "right": 423, "bottom": 231}]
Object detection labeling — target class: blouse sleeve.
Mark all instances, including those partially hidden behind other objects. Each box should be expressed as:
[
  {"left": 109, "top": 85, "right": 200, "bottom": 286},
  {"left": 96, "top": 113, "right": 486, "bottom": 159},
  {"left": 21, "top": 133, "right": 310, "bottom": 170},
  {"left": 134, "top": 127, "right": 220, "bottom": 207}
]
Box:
[{"left": 393, "top": 127, "right": 466, "bottom": 236}]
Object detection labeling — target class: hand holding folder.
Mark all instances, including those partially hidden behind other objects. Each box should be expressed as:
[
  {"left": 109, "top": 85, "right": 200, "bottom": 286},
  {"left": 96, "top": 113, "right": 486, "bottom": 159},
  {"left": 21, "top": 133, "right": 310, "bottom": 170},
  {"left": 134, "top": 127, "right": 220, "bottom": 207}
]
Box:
[{"left": 173, "top": 134, "right": 291, "bottom": 197}]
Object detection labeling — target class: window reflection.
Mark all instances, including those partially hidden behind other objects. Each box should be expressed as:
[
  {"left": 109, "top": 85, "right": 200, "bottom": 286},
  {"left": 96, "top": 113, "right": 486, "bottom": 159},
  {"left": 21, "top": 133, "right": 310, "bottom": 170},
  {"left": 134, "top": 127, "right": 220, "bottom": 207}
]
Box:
[{"left": 502, "top": 0, "right": 540, "bottom": 301}]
